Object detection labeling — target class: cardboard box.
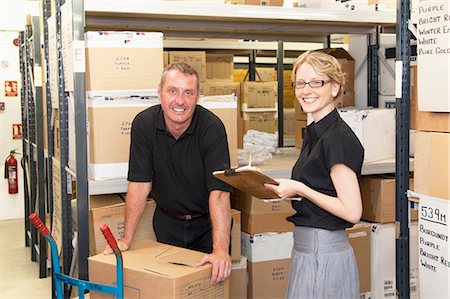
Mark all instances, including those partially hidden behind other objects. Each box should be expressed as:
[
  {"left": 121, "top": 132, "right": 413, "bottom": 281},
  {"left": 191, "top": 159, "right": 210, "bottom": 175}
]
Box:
[
  {"left": 87, "top": 99, "right": 156, "bottom": 180},
  {"left": 410, "top": 65, "right": 450, "bottom": 133},
  {"left": 85, "top": 31, "right": 163, "bottom": 94},
  {"left": 89, "top": 195, "right": 157, "bottom": 255},
  {"left": 231, "top": 209, "right": 242, "bottom": 262},
  {"left": 206, "top": 53, "right": 234, "bottom": 81},
  {"left": 241, "top": 231, "right": 293, "bottom": 263},
  {"left": 241, "top": 81, "right": 278, "bottom": 109},
  {"left": 361, "top": 175, "right": 418, "bottom": 223},
  {"left": 232, "top": 190, "right": 295, "bottom": 234},
  {"left": 169, "top": 51, "right": 207, "bottom": 82},
  {"left": 318, "top": 48, "right": 355, "bottom": 92},
  {"left": 89, "top": 240, "right": 229, "bottom": 299},
  {"left": 283, "top": 108, "right": 295, "bottom": 137},
  {"left": 338, "top": 108, "right": 396, "bottom": 162},
  {"left": 294, "top": 99, "right": 307, "bottom": 120},
  {"left": 247, "top": 259, "right": 290, "bottom": 299},
  {"left": 230, "top": 256, "right": 247, "bottom": 299},
  {"left": 242, "top": 110, "right": 278, "bottom": 134},
  {"left": 414, "top": 131, "right": 450, "bottom": 200},
  {"left": 201, "top": 81, "right": 241, "bottom": 99},
  {"left": 294, "top": 120, "right": 307, "bottom": 149},
  {"left": 335, "top": 91, "right": 355, "bottom": 108},
  {"left": 226, "top": 0, "right": 284, "bottom": 6},
  {"left": 199, "top": 98, "right": 238, "bottom": 167},
  {"left": 346, "top": 223, "right": 371, "bottom": 294}
]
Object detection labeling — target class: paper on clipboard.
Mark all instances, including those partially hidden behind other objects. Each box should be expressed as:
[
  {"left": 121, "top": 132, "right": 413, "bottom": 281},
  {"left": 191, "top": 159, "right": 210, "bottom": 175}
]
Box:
[{"left": 213, "top": 165, "right": 280, "bottom": 199}]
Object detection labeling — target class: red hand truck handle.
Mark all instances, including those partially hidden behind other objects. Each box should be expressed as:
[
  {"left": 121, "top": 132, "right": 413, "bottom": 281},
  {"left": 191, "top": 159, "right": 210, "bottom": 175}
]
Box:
[
  {"left": 100, "top": 224, "right": 118, "bottom": 250},
  {"left": 28, "top": 213, "right": 49, "bottom": 237}
]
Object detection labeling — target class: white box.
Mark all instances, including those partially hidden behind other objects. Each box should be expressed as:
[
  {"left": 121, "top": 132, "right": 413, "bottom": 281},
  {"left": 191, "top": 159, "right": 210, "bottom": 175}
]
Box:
[
  {"left": 241, "top": 231, "right": 293, "bottom": 263},
  {"left": 370, "top": 222, "right": 419, "bottom": 299},
  {"left": 339, "top": 108, "right": 396, "bottom": 162}
]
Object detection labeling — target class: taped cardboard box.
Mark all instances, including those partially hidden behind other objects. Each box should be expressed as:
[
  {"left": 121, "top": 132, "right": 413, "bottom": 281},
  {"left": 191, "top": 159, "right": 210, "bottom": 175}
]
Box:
[
  {"left": 231, "top": 209, "right": 242, "bottom": 262},
  {"left": 346, "top": 223, "right": 371, "bottom": 295},
  {"left": 225, "top": 0, "right": 284, "bottom": 6},
  {"left": 242, "top": 110, "right": 278, "bottom": 134},
  {"left": 200, "top": 81, "right": 240, "bottom": 99},
  {"left": 241, "top": 232, "right": 292, "bottom": 299},
  {"left": 414, "top": 131, "right": 450, "bottom": 200},
  {"left": 87, "top": 99, "right": 157, "bottom": 180},
  {"left": 361, "top": 175, "right": 417, "bottom": 223},
  {"left": 206, "top": 53, "right": 234, "bottom": 81},
  {"left": 89, "top": 240, "right": 229, "bottom": 299},
  {"left": 89, "top": 195, "right": 156, "bottom": 255},
  {"left": 169, "top": 51, "right": 207, "bottom": 82},
  {"left": 85, "top": 31, "right": 163, "bottom": 95},
  {"left": 232, "top": 189, "right": 295, "bottom": 234},
  {"left": 318, "top": 48, "right": 355, "bottom": 92},
  {"left": 241, "top": 81, "right": 278, "bottom": 109},
  {"left": 230, "top": 256, "right": 247, "bottom": 299}
]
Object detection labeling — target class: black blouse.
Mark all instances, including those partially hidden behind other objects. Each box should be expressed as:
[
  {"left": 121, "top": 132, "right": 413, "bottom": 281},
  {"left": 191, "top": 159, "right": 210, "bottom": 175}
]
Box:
[{"left": 287, "top": 108, "right": 364, "bottom": 230}]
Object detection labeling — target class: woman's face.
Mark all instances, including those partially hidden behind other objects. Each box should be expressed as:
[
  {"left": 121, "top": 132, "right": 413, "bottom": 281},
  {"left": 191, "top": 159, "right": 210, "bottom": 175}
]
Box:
[{"left": 294, "top": 63, "right": 340, "bottom": 122}]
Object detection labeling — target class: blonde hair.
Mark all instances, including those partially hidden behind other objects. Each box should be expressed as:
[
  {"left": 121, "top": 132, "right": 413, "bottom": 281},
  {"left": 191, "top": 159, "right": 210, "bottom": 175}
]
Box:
[{"left": 291, "top": 51, "right": 346, "bottom": 97}]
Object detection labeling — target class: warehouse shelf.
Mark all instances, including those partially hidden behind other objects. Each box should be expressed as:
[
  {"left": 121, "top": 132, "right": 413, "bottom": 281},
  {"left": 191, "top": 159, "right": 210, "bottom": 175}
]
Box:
[{"left": 29, "top": 1, "right": 411, "bottom": 297}]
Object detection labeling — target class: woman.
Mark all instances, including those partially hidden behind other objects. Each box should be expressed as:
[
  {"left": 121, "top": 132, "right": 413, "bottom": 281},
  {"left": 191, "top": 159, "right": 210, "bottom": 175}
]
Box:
[{"left": 265, "top": 50, "right": 364, "bottom": 299}]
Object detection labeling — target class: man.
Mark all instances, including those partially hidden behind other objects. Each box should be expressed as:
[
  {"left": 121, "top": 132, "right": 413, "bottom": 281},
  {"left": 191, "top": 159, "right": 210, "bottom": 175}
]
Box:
[{"left": 104, "top": 62, "right": 233, "bottom": 285}]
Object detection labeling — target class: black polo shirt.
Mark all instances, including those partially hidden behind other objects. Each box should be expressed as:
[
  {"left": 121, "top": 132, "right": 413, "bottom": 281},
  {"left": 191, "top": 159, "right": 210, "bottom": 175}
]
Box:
[
  {"left": 128, "top": 104, "right": 233, "bottom": 215},
  {"left": 288, "top": 108, "right": 364, "bottom": 230}
]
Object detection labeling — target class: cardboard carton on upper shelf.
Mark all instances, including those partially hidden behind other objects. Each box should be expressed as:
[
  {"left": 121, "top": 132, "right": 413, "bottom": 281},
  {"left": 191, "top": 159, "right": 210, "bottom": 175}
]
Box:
[
  {"left": 225, "top": 0, "right": 284, "bottom": 7},
  {"left": 410, "top": 65, "right": 450, "bottom": 133},
  {"left": 242, "top": 110, "right": 278, "bottom": 134},
  {"left": 241, "top": 81, "right": 278, "bottom": 109},
  {"left": 360, "top": 175, "right": 418, "bottom": 223},
  {"left": 85, "top": 31, "right": 163, "bottom": 95},
  {"left": 206, "top": 53, "right": 234, "bottom": 81},
  {"left": 89, "top": 240, "right": 230, "bottom": 299},
  {"left": 86, "top": 95, "right": 237, "bottom": 180},
  {"left": 414, "top": 131, "right": 450, "bottom": 200},
  {"left": 169, "top": 51, "right": 207, "bottom": 82},
  {"left": 318, "top": 48, "right": 355, "bottom": 92},
  {"left": 337, "top": 108, "right": 396, "bottom": 162},
  {"left": 200, "top": 81, "right": 241, "bottom": 98}
]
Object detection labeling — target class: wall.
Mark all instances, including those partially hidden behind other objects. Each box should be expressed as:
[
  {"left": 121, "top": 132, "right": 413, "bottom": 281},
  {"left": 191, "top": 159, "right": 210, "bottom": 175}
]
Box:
[{"left": 0, "top": 1, "right": 39, "bottom": 220}]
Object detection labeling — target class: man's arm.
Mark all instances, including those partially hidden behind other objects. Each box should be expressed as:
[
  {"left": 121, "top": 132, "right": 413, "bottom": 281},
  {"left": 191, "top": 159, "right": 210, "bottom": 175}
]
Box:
[
  {"left": 197, "top": 190, "right": 232, "bottom": 285},
  {"left": 103, "top": 181, "right": 151, "bottom": 254}
]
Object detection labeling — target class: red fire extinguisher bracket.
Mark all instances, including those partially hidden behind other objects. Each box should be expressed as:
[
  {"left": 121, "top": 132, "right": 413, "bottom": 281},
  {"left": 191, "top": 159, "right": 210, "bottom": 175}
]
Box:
[{"left": 4, "top": 149, "right": 19, "bottom": 194}]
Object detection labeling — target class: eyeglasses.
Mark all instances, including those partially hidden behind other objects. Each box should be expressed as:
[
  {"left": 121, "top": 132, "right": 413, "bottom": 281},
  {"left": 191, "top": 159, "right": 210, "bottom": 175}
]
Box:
[{"left": 292, "top": 80, "right": 333, "bottom": 89}]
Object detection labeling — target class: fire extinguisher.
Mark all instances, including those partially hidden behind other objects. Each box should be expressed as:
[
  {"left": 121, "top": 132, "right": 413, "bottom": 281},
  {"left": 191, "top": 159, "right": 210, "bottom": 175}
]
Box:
[{"left": 4, "top": 149, "right": 19, "bottom": 194}]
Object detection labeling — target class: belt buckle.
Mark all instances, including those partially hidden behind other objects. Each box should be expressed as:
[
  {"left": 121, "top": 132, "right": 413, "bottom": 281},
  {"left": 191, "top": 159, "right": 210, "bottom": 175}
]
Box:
[{"left": 184, "top": 214, "right": 192, "bottom": 220}]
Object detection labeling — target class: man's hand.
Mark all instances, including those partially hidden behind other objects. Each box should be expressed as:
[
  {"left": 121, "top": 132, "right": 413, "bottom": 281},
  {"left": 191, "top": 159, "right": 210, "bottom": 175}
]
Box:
[
  {"left": 196, "top": 250, "right": 232, "bottom": 285},
  {"left": 103, "top": 239, "right": 130, "bottom": 255}
]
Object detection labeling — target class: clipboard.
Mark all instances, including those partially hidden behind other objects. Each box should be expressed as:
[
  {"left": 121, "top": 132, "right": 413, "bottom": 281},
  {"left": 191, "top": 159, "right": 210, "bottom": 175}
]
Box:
[{"left": 213, "top": 166, "right": 280, "bottom": 199}]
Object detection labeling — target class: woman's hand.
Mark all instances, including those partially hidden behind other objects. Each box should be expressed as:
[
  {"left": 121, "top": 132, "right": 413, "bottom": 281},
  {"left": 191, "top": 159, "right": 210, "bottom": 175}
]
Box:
[{"left": 264, "top": 178, "right": 304, "bottom": 200}]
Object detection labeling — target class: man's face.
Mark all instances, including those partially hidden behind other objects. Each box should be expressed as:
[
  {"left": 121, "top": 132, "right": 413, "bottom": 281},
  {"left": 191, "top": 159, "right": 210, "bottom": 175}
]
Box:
[{"left": 158, "top": 69, "right": 199, "bottom": 133}]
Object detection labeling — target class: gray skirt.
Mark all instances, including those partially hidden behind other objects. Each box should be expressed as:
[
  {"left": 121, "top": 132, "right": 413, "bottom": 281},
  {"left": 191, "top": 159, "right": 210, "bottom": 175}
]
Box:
[{"left": 286, "top": 226, "right": 360, "bottom": 299}]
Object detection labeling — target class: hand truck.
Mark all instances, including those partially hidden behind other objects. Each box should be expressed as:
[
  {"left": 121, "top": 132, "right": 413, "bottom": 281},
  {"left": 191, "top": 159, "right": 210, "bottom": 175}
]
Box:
[{"left": 29, "top": 213, "right": 124, "bottom": 299}]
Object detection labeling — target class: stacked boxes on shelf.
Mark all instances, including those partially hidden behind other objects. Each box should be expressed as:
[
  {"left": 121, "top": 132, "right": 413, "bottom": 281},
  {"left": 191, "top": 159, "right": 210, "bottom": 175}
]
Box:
[{"left": 232, "top": 189, "right": 295, "bottom": 298}]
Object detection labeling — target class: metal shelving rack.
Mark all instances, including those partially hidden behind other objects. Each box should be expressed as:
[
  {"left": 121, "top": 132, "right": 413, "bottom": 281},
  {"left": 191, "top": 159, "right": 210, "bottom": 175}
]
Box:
[
  {"left": 19, "top": 16, "right": 47, "bottom": 279},
  {"left": 28, "top": 1, "right": 414, "bottom": 297}
]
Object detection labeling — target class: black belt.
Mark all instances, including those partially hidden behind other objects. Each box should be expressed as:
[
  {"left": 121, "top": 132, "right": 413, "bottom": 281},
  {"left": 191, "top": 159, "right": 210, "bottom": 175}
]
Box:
[{"left": 159, "top": 207, "right": 205, "bottom": 221}]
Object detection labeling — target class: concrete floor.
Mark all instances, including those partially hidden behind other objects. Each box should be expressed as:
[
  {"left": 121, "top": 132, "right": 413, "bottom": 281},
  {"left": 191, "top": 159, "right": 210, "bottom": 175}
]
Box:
[{"left": 0, "top": 218, "right": 51, "bottom": 298}]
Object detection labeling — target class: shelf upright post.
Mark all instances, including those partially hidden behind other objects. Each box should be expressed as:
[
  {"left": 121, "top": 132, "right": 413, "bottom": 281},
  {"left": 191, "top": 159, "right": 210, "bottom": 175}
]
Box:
[
  {"left": 19, "top": 31, "right": 31, "bottom": 248},
  {"left": 277, "top": 41, "right": 284, "bottom": 147},
  {"left": 395, "top": 0, "right": 411, "bottom": 297},
  {"left": 24, "top": 23, "right": 39, "bottom": 264},
  {"left": 31, "top": 14, "right": 48, "bottom": 278},
  {"left": 55, "top": 0, "right": 73, "bottom": 294},
  {"left": 367, "top": 28, "right": 380, "bottom": 107},
  {"left": 249, "top": 49, "right": 256, "bottom": 81},
  {"left": 71, "top": 0, "right": 90, "bottom": 282},
  {"left": 42, "top": 0, "right": 54, "bottom": 229}
]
